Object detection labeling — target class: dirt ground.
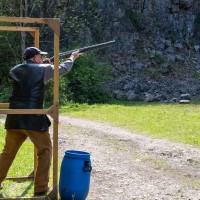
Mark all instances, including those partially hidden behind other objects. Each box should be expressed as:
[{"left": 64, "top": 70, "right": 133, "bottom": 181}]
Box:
[
  {"left": 58, "top": 115, "right": 200, "bottom": 200},
  {"left": 0, "top": 114, "right": 199, "bottom": 199}
]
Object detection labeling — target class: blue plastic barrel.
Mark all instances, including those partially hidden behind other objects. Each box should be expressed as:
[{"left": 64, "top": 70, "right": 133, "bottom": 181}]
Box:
[{"left": 59, "top": 150, "right": 92, "bottom": 200}]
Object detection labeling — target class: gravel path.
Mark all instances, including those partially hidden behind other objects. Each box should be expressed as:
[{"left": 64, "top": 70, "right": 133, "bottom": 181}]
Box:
[{"left": 58, "top": 115, "right": 200, "bottom": 200}]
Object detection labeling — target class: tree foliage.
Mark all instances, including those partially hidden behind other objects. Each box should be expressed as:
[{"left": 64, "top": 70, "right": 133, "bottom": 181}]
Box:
[
  {"left": 0, "top": 0, "right": 113, "bottom": 104},
  {"left": 66, "top": 53, "right": 113, "bottom": 104},
  {"left": 44, "top": 53, "right": 113, "bottom": 105}
]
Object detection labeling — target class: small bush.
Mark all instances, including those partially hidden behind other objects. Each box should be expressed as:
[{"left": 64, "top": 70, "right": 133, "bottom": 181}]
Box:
[
  {"left": 66, "top": 53, "right": 113, "bottom": 104},
  {"left": 44, "top": 53, "right": 113, "bottom": 105},
  {"left": 0, "top": 85, "right": 12, "bottom": 103},
  {"left": 125, "top": 9, "right": 143, "bottom": 31}
]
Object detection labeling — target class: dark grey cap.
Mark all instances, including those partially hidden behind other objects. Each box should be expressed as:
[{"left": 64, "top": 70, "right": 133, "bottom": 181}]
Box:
[{"left": 23, "top": 47, "right": 48, "bottom": 60}]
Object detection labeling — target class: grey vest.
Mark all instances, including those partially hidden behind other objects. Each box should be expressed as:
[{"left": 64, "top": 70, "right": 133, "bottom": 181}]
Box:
[{"left": 5, "top": 60, "right": 51, "bottom": 131}]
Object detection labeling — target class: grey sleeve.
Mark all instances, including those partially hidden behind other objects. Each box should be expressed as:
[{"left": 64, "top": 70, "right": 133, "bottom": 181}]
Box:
[{"left": 43, "top": 59, "right": 74, "bottom": 85}]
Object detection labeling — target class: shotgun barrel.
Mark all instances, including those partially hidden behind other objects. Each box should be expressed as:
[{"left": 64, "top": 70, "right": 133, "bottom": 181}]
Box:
[{"left": 50, "top": 40, "right": 115, "bottom": 62}]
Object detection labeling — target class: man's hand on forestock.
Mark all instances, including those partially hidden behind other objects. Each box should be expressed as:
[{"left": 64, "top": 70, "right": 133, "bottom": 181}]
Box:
[{"left": 71, "top": 51, "right": 82, "bottom": 60}]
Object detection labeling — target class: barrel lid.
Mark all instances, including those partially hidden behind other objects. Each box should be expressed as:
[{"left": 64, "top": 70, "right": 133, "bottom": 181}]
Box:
[{"left": 64, "top": 150, "right": 90, "bottom": 159}]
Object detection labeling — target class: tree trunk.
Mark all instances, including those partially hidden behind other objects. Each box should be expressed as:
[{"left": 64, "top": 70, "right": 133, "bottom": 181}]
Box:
[{"left": 20, "top": 0, "right": 27, "bottom": 59}]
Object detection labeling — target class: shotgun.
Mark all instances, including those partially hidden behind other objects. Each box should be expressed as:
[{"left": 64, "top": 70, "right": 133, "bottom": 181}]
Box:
[{"left": 50, "top": 40, "right": 115, "bottom": 62}]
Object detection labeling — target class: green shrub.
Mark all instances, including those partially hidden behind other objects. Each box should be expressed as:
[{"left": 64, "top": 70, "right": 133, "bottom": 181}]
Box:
[
  {"left": 66, "top": 53, "right": 113, "bottom": 104},
  {"left": 125, "top": 9, "right": 143, "bottom": 31},
  {"left": 44, "top": 53, "right": 113, "bottom": 105},
  {"left": 154, "top": 54, "right": 164, "bottom": 64},
  {"left": 44, "top": 77, "right": 69, "bottom": 107},
  {"left": 0, "top": 85, "right": 12, "bottom": 103}
]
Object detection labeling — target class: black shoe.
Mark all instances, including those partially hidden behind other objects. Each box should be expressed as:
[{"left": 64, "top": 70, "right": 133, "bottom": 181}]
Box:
[{"left": 34, "top": 191, "right": 47, "bottom": 196}]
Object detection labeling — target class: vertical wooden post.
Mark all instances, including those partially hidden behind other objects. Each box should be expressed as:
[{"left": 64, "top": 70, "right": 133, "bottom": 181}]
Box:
[
  {"left": 34, "top": 28, "right": 39, "bottom": 47},
  {"left": 34, "top": 28, "right": 40, "bottom": 179},
  {"left": 53, "top": 25, "right": 60, "bottom": 197}
]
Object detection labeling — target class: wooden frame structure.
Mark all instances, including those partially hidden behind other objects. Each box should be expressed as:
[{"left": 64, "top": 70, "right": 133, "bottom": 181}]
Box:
[
  {"left": 0, "top": 16, "right": 60, "bottom": 199},
  {"left": 0, "top": 26, "right": 40, "bottom": 181}
]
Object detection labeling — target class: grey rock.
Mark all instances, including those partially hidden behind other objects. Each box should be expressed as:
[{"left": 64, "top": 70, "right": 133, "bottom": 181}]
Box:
[
  {"left": 155, "top": 50, "right": 163, "bottom": 57},
  {"left": 165, "top": 47, "right": 174, "bottom": 54},
  {"left": 113, "top": 90, "right": 126, "bottom": 100},
  {"left": 165, "top": 40, "right": 172, "bottom": 48},
  {"left": 160, "top": 63, "right": 171, "bottom": 74},
  {"left": 139, "top": 83, "right": 150, "bottom": 92},
  {"left": 180, "top": 93, "right": 191, "bottom": 100},
  {"left": 176, "top": 55, "right": 185, "bottom": 62},
  {"left": 166, "top": 54, "right": 176, "bottom": 62},
  {"left": 150, "top": 50, "right": 156, "bottom": 58},
  {"left": 144, "top": 93, "right": 154, "bottom": 102},
  {"left": 134, "top": 63, "right": 145, "bottom": 71},
  {"left": 157, "top": 43, "right": 165, "bottom": 50},
  {"left": 170, "top": 5, "right": 180, "bottom": 13},
  {"left": 194, "top": 45, "right": 200, "bottom": 52},
  {"left": 126, "top": 91, "right": 140, "bottom": 101},
  {"left": 174, "top": 43, "right": 183, "bottom": 50},
  {"left": 123, "top": 82, "right": 135, "bottom": 91},
  {"left": 195, "top": 65, "right": 200, "bottom": 70},
  {"left": 170, "top": 98, "right": 178, "bottom": 102},
  {"left": 69, "top": 0, "right": 200, "bottom": 103},
  {"left": 179, "top": 100, "right": 191, "bottom": 104},
  {"left": 179, "top": 0, "right": 193, "bottom": 9},
  {"left": 154, "top": 94, "right": 168, "bottom": 101}
]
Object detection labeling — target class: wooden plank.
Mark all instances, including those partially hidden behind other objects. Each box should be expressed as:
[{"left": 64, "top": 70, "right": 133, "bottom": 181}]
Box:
[
  {"left": 0, "top": 16, "right": 60, "bottom": 27},
  {"left": 0, "top": 106, "right": 59, "bottom": 117},
  {"left": 0, "top": 17, "right": 60, "bottom": 35},
  {"left": 6, "top": 171, "right": 34, "bottom": 181},
  {"left": 0, "top": 109, "right": 48, "bottom": 114},
  {"left": 0, "top": 16, "right": 46, "bottom": 24},
  {"left": 34, "top": 28, "right": 40, "bottom": 48},
  {"left": 0, "top": 103, "right": 9, "bottom": 108},
  {"left": 0, "top": 26, "right": 39, "bottom": 32},
  {"left": 0, "top": 26, "right": 39, "bottom": 45},
  {"left": 47, "top": 104, "right": 59, "bottom": 123},
  {"left": 6, "top": 176, "right": 34, "bottom": 181},
  {"left": 0, "top": 197, "right": 44, "bottom": 200},
  {"left": 52, "top": 30, "right": 60, "bottom": 199},
  {"left": 32, "top": 28, "right": 40, "bottom": 178},
  {"left": 44, "top": 19, "right": 60, "bottom": 36}
]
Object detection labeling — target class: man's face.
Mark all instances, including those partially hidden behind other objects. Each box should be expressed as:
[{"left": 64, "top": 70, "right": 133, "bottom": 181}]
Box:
[{"left": 33, "top": 54, "right": 43, "bottom": 64}]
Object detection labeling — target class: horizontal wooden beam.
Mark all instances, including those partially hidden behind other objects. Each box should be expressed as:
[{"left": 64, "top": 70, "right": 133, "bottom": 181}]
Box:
[
  {"left": 6, "top": 171, "right": 34, "bottom": 181},
  {"left": 0, "top": 16, "right": 47, "bottom": 24},
  {"left": 0, "top": 26, "right": 39, "bottom": 32},
  {"left": 6, "top": 176, "right": 34, "bottom": 181},
  {"left": 0, "top": 104, "right": 58, "bottom": 122},
  {"left": 0, "top": 16, "right": 60, "bottom": 35},
  {"left": 0, "top": 103, "right": 9, "bottom": 108},
  {"left": 0, "top": 109, "right": 48, "bottom": 115},
  {"left": 0, "top": 197, "right": 45, "bottom": 200}
]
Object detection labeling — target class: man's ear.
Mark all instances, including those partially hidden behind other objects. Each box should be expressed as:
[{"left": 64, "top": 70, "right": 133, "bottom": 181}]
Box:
[{"left": 33, "top": 56, "right": 39, "bottom": 64}]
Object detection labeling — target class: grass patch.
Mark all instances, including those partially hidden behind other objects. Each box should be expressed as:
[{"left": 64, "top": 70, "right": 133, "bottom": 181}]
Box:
[
  {"left": 1, "top": 100, "right": 200, "bottom": 196},
  {"left": 60, "top": 100, "right": 200, "bottom": 147},
  {"left": 0, "top": 124, "right": 35, "bottom": 197}
]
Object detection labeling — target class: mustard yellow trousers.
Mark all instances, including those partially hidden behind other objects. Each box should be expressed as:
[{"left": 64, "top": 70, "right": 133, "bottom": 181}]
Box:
[{"left": 0, "top": 129, "right": 52, "bottom": 193}]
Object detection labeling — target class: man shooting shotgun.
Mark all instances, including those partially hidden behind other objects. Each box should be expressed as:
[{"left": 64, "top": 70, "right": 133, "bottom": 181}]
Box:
[
  {"left": 50, "top": 40, "right": 115, "bottom": 62},
  {"left": 0, "top": 39, "right": 115, "bottom": 196},
  {"left": 0, "top": 47, "right": 81, "bottom": 196}
]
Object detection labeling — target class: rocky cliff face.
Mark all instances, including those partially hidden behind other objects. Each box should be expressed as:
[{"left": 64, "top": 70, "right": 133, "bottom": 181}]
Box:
[{"left": 59, "top": 0, "right": 200, "bottom": 102}]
